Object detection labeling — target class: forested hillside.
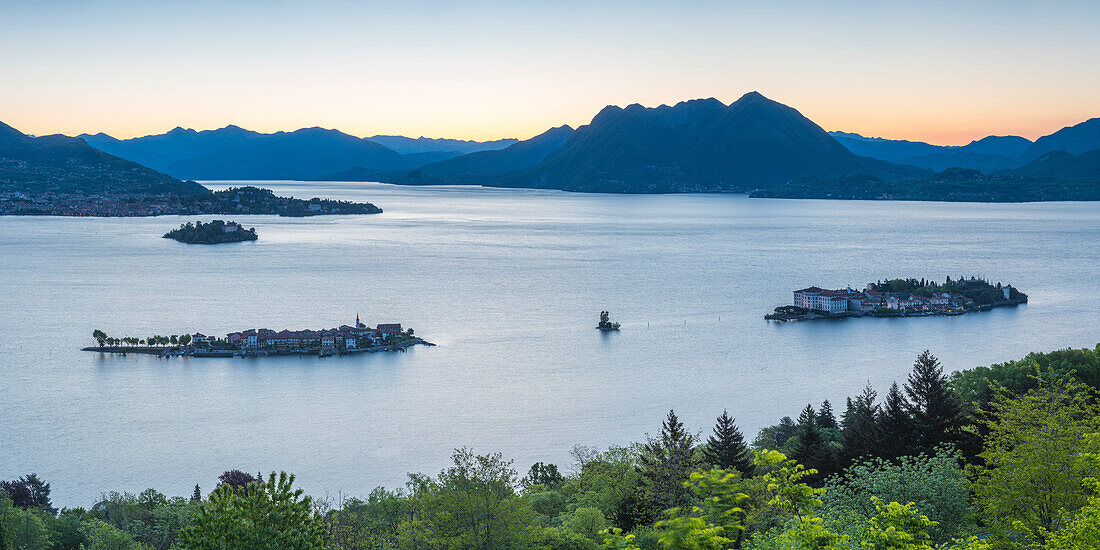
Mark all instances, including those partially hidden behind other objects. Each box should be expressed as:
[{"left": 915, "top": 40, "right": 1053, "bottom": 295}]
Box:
[{"left": 5, "top": 345, "right": 1100, "bottom": 549}]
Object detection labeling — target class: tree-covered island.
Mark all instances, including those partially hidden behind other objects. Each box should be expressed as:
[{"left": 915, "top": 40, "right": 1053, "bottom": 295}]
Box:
[
  {"left": 163, "top": 220, "right": 257, "bottom": 244},
  {"left": 768, "top": 276, "right": 1027, "bottom": 321}
]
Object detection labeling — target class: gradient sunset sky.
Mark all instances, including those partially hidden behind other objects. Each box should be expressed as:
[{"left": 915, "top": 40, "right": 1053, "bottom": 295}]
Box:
[{"left": 3, "top": 0, "right": 1098, "bottom": 144}]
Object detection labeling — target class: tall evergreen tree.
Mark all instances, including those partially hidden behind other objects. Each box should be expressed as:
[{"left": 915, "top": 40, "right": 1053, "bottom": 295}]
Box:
[
  {"left": 879, "top": 382, "right": 916, "bottom": 459},
  {"left": 191, "top": 484, "right": 202, "bottom": 502},
  {"left": 841, "top": 384, "right": 882, "bottom": 464},
  {"left": 817, "top": 400, "right": 839, "bottom": 431},
  {"left": 702, "top": 410, "right": 754, "bottom": 476},
  {"left": 18, "top": 474, "right": 54, "bottom": 515},
  {"left": 905, "top": 350, "right": 967, "bottom": 452},
  {"left": 787, "top": 404, "right": 837, "bottom": 482},
  {"left": 639, "top": 409, "right": 698, "bottom": 515},
  {"left": 774, "top": 416, "right": 797, "bottom": 448}
]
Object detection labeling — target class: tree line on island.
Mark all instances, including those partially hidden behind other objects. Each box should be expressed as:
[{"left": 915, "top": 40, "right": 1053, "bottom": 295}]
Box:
[
  {"left": 91, "top": 329, "right": 190, "bottom": 348},
  {"left": 163, "top": 220, "right": 257, "bottom": 245},
  {"left": 6, "top": 345, "right": 1100, "bottom": 549}
]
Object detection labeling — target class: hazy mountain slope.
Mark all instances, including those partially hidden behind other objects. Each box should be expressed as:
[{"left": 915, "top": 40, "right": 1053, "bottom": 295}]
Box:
[
  {"left": 367, "top": 135, "right": 518, "bottom": 155},
  {"left": 1007, "top": 149, "right": 1100, "bottom": 181},
  {"left": 399, "top": 125, "right": 575, "bottom": 184},
  {"left": 1021, "top": 118, "right": 1100, "bottom": 160},
  {"left": 829, "top": 131, "right": 945, "bottom": 161},
  {"left": 1, "top": 121, "right": 207, "bottom": 195}
]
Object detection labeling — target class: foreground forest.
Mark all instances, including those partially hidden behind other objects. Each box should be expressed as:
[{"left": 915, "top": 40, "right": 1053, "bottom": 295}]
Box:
[{"left": 5, "top": 345, "right": 1100, "bottom": 550}]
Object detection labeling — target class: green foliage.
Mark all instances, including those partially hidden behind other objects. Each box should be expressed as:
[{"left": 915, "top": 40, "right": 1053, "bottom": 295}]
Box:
[
  {"left": 530, "top": 491, "right": 568, "bottom": 525},
  {"left": 564, "top": 444, "right": 647, "bottom": 529},
  {"left": 180, "top": 472, "right": 329, "bottom": 550},
  {"left": 654, "top": 469, "right": 748, "bottom": 550},
  {"left": 563, "top": 507, "right": 608, "bottom": 542},
  {"left": 526, "top": 462, "right": 565, "bottom": 489},
  {"left": 823, "top": 449, "right": 971, "bottom": 543},
  {"left": 325, "top": 487, "right": 407, "bottom": 550},
  {"left": 970, "top": 376, "right": 1100, "bottom": 547},
  {"left": 949, "top": 344, "right": 1100, "bottom": 409},
  {"left": 81, "top": 518, "right": 144, "bottom": 550},
  {"left": 397, "top": 448, "right": 539, "bottom": 550},
  {"left": 542, "top": 526, "right": 600, "bottom": 550},
  {"left": 600, "top": 528, "right": 641, "bottom": 550},
  {"left": 858, "top": 498, "right": 937, "bottom": 550}
]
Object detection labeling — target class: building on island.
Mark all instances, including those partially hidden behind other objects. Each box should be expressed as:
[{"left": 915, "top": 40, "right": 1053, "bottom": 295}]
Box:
[
  {"left": 204, "top": 315, "right": 407, "bottom": 353},
  {"left": 793, "top": 285, "right": 974, "bottom": 315}
]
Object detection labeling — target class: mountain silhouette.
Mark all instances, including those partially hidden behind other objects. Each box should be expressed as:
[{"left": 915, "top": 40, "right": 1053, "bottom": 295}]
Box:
[
  {"left": 500, "top": 93, "right": 926, "bottom": 193},
  {"left": 1, "top": 121, "right": 205, "bottom": 195}
]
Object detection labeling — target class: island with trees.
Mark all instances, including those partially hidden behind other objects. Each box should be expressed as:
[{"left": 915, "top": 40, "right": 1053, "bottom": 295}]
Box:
[
  {"left": 597, "top": 311, "right": 621, "bottom": 331},
  {"left": 7, "top": 344, "right": 1100, "bottom": 549},
  {"left": 84, "top": 315, "right": 430, "bottom": 357},
  {"left": 163, "top": 220, "right": 257, "bottom": 244},
  {"left": 767, "top": 276, "right": 1027, "bottom": 321}
]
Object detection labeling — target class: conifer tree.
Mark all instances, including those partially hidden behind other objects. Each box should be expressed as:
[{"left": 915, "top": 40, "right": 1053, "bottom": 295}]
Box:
[
  {"left": 191, "top": 484, "right": 202, "bottom": 502},
  {"left": 639, "top": 409, "right": 698, "bottom": 515},
  {"left": 879, "top": 382, "right": 915, "bottom": 459},
  {"left": 787, "top": 404, "right": 837, "bottom": 482},
  {"left": 841, "top": 384, "right": 882, "bottom": 464},
  {"left": 905, "top": 350, "right": 966, "bottom": 452},
  {"left": 702, "top": 410, "right": 754, "bottom": 476},
  {"left": 817, "top": 400, "right": 839, "bottom": 431}
]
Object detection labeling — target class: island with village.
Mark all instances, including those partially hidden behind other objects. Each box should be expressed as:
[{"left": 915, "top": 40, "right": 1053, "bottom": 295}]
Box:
[
  {"left": 83, "top": 314, "right": 432, "bottom": 357},
  {"left": 766, "top": 277, "right": 1027, "bottom": 321}
]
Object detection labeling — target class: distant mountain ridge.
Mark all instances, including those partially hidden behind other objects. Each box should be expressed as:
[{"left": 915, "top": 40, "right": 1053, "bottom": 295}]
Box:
[
  {"left": 80, "top": 126, "right": 518, "bottom": 181},
  {"left": 398, "top": 125, "right": 575, "bottom": 185},
  {"left": 0, "top": 121, "right": 206, "bottom": 196},
  {"left": 367, "top": 135, "right": 518, "bottom": 155},
  {"left": 830, "top": 118, "right": 1100, "bottom": 172}
]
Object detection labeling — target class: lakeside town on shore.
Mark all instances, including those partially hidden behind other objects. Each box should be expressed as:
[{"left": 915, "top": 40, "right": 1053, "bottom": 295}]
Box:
[
  {"left": 766, "top": 277, "right": 1027, "bottom": 321},
  {"left": 84, "top": 314, "right": 431, "bottom": 357},
  {"left": 0, "top": 186, "right": 382, "bottom": 217}
]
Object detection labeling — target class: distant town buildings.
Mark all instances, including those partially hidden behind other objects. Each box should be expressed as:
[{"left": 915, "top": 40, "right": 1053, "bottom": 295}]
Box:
[
  {"left": 792, "top": 285, "right": 987, "bottom": 315},
  {"left": 194, "top": 314, "right": 405, "bottom": 353}
]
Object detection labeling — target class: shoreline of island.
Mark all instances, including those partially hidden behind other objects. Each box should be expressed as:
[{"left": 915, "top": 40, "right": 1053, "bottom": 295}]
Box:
[
  {"left": 84, "top": 316, "right": 431, "bottom": 358},
  {"left": 766, "top": 277, "right": 1028, "bottom": 322}
]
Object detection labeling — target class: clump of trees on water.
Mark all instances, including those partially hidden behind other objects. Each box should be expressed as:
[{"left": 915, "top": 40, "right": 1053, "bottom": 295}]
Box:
[
  {"left": 598, "top": 311, "right": 621, "bottom": 331},
  {"left": 6, "top": 345, "right": 1100, "bottom": 549},
  {"left": 163, "top": 220, "right": 257, "bottom": 244},
  {"left": 92, "top": 329, "right": 190, "bottom": 348}
]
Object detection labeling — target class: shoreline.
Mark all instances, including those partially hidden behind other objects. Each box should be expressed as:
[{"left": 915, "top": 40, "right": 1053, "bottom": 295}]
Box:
[{"left": 82, "top": 337, "right": 435, "bottom": 358}]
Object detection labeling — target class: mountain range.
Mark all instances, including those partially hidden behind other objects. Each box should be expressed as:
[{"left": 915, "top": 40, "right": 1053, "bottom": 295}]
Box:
[
  {"left": 0, "top": 121, "right": 206, "bottom": 196},
  {"left": 44, "top": 93, "right": 1100, "bottom": 200},
  {"left": 80, "top": 127, "right": 517, "bottom": 181},
  {"left": 830, "top": 118, "right": 1100, "bottom": 172}
]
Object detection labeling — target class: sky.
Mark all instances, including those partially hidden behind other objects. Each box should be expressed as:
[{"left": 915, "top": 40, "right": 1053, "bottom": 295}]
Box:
[{"left": 2, "top": 0, "right": 1098, "bottom": 145}]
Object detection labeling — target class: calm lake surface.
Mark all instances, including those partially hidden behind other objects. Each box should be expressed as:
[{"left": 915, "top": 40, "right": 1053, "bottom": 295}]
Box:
[{"left": 2, "top": 181, "right": 1099, "bottom": 506}]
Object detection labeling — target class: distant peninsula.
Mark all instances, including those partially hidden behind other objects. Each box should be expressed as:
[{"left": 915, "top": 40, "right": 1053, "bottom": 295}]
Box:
[
  {"left": 164, "top": 220, "right": 257, "bottom": 244},
  {"left": 767, "top": 277, "right": 1027, "bottom": 321}
]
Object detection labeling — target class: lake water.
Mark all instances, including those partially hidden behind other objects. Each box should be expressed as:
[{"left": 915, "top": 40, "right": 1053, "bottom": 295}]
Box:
[{"left": 2, "top": 181, "right": 1099, "bottom": 506}]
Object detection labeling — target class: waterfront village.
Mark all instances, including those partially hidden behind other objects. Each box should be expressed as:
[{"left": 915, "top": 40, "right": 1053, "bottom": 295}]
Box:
[
  {"left": 766, "top": 277, "right": 1028, "bottom": 321},
  {"left": 85, "top": 314, "right": 430, "bottom": 357}
]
